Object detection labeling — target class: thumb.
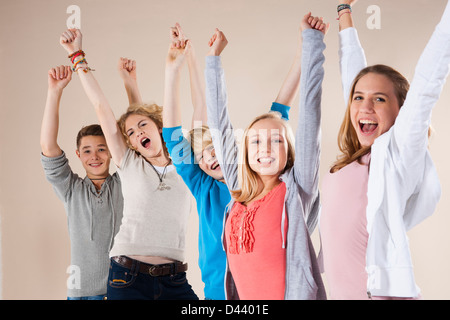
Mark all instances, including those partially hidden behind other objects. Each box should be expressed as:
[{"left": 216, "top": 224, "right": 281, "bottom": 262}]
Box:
[{"left": 183, "top": 39, "right": 191, "bottom": 55}]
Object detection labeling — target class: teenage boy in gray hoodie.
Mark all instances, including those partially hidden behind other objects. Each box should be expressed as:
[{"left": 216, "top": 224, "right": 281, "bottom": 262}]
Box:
[{"left": 40, "top": 65, "right": 123, "bottom": 300}]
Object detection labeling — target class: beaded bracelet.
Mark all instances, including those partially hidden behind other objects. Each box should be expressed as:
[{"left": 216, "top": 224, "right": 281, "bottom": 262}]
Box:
[
  {"left": 68, "top": 50, "right": 85, "bottom": 59},
  {"left": 72, "top": 57, "right": 86, "bottom": 72},
  {"left": 337, "top": 4, "right": 352, "bottom": 13},
  {"left": 69, "top": 51, "right": 94, "bottom": 73},
  {"left": 70, "top": 51, "right": 85, "bottom": 64}
]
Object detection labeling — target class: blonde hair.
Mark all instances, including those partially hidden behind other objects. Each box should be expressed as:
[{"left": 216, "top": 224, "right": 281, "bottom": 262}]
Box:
[
  {"left": 189, "top": 125, "right": 213, "bottom": 158},
  {"left": 117, "top": 103, "right": 169, "bottom": 158},
  {"left": 331, "top": 65, "right": 410, "bottom": 173},
  {"left": 231, "top": 112, "right": 295, "bottom": 205}
]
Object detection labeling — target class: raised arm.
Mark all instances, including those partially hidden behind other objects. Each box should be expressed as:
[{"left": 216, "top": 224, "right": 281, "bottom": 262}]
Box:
[
  {"left": 337, "top": 0, "right": 367, "bottom": 103},
  {"left": 40, "top": 65, "right": 72, "bottom": 157},
  {"left": 59, "top": 29, "right": 127, "bottom": 167},
  {"left": 205, "top": 29, "right": 239, "bottom": 191},
  {"left": 337, "top": 0, "right": 357, "bottom": 31},
  {"left": 393, "top": 0, "right": 450, "bottom": 163},
  {"left": 118, "top": 57, "right": 143, "bottom": 105},
  {"left": 163, "top": 25, "right": 190, "bottom": 129},
  {"left": 275, "top": 12, "right": 329, "bottom": 108},
  {"left": 295, "top": 14, "right": 327, "bottom": 232},
  {"left": 167, "top": 23, "right": 208, "bottom": 130}
]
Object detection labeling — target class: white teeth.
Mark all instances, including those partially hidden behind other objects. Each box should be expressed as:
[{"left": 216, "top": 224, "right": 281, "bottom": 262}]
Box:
[
  {"left": 140, "top": 137, "right": 150, "bottom": 147},
  {"left": 211, "top": 161, "right": 219, "bottom": 170},
  {"left": 258, "top": 158, "right": 273, "bottom": 164},
  {"left": 359, "top": 119, "right": 377, "bottom": 124}
]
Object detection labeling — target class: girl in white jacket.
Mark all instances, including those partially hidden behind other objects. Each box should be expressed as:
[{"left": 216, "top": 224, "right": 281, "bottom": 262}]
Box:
[{"left": 319, "top": 0, "right": 450, "bottom": 299}]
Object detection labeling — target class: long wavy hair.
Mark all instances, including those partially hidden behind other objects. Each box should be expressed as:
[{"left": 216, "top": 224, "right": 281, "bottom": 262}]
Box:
[
  {"left": 231, "top": 112, "right": 295, "bottom": 205},
  {"left": 331, "top": 64, "right": 410, "bottom": 173}
]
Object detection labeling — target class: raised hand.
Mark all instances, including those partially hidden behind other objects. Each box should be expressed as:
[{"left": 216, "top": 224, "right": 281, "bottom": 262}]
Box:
[
  {"left": 302, "top": 12, "right": 330, "bottom": 35},
  {"left": 170, "top": 22, "right": 188, "bottom": 49},
  {"left": 60, "top": 29, "right": 82, "bottom": 55},
  {"left": 48, "top": 65, "right": 72, "bottom": 91},
  {"left": 118, "top": 57, "right": 137, "bottom": 82},
  {"left": 207, "top": 28, "right": 228, "bottom": 56},
  {"left": 166, "top": 24, "right": 190, "bottom": 72}
]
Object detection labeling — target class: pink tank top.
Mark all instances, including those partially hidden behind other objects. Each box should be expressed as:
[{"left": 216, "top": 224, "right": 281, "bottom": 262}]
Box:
[
  {"left": 320, "top": 154, "right": 422, "bottom": 300},
  {"left": 320, "top": 154, "right": 370, "bottom": 300},
  {"left": 225, "top": 182, "right": 287, "bottom": 300}
]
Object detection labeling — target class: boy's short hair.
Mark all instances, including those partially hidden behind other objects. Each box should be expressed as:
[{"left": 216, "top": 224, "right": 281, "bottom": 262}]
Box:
[
  {"left": 76, "top": 124, "right": 105, "bottom": 150},
  {"left": 189, "top": 125, "right": 213, "bottom": 158}
]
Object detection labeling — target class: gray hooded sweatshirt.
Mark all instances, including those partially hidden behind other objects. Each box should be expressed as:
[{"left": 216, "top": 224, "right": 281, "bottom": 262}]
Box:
[
  {"left": 205, "top": 29, "right": 326, "bottom": 300},
  {"left": 41, "top": 152, "right": 123, "bottom": 297}
]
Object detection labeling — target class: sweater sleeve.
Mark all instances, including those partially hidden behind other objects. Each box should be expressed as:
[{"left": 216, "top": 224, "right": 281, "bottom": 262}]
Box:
[
  {"left": 392, "top": 1, "right": 450, "bottom": 168},
  {"left": 294, "top": 29, "right": 326, "bottom": 232},
  {"left": 339, "top": 27, "right": 368, "bottom": 104},
  {"left": 205, "top": 56, "right": 239, "bottom": 192},
  {"left": 162, "top": 126, "right": 210, "bottom": 198},
  {"left": 41, "top": 151, "right": 78, "bottom": 204}
]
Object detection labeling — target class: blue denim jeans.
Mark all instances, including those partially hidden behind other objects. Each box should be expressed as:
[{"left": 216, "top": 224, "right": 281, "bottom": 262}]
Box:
[
  {"left": 67, "top": 294, "right": 106, "bottom": 300},
  {"left": 107, "top": 257, "right": 199, "bottom": 300}
]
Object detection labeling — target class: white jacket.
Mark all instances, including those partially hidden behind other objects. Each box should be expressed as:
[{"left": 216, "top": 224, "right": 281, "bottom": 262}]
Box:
[{"left": 338, "top": 1, "right": 450, "bottom": 297}]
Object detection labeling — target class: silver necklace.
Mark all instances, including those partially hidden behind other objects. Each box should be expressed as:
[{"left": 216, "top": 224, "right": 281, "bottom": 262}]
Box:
[{"left": 149, "top": 161, "right": 171, "bottom": 191}]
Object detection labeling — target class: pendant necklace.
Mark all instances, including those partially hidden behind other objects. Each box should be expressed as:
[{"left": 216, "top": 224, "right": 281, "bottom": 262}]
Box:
[{"left": 149, "top": 160, "right": 171, "bottom": 191}]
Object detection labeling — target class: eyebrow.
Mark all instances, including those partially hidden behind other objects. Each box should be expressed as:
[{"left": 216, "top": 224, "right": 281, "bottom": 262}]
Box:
[
  {"left": 82, "top": 144, "right": 107, "bottom": 150},
  {"left": 249, "top": 132, "right": 283, "bottom": 139},
  {"left": 126, "top": 119, "right": 146, "bottom": 135},
  {"left": 353, "top": 91, "right": 389, "bottom": 97}
]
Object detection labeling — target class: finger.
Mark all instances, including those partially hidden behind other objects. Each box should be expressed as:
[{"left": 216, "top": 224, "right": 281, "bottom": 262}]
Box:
[
  {"left": 176, "top": 23, "right": 185, "bottom": 40},
  {"left": 131, "top": 60, "right": 136, "bottom": 71},
  {"left": 60, "top": 33, "right": 70, "bottom": 43},
  {"left": 67, "top": 66, "right": 73, "bottom": 78},
  {"left": 208, "top": 32, "right": 217, "bottom": 47},
  {"left": 170, "top": 26, "right": 178, "bottom": 39},
  {"left": 60, "top": 65, "right": 67, "bottom": 79},
  {"left": 60, "top": 65, "right": 66, "bottom": 79},
  {"left": 121, "top": 57, "right": 128, "bottom": 69},
  {"left": 63, "top": 31, "right": 73, "bottom": 43},
  {"left": 183, "top": 39, "right": 191, "bottom": 55},
  {"left": 71, "top": 28, "right": 82, "bottom": 38},
  {"left": 127, "top": 60, "right": 134, "bottom": 72},
  {"left": 49, "top": 68, "right": 57, "bottom": 79},
  {"left": 66, "top": 29, "right": 75, "bottom": 41},
  {"left": 54, "top": 66, "right": 61, "bottom": 80}
]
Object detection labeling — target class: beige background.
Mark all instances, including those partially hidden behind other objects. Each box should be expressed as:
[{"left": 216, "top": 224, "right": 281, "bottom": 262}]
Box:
[{"left": 0, "top": 0, "right": 449, "bottom": 300}]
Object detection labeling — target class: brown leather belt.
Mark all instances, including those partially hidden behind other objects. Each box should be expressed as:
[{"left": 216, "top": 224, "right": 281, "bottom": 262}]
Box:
[{"left": 112, "top": 256, "right": 188, "bottom": 277}]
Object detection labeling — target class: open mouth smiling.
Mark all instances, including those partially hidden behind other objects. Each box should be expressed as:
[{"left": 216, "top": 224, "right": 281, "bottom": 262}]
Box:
[
  {"left": 257, "top": 157, "right": 275, "bottom": 164},
  {"left": 211, "top": 161, "right": 220, "bottom": 170},
  {"left": 89, "top": 163, "right": 103, "bottom": 167},
  {"left": 359, "top": 119, "right": 378, "bottom": 135}
]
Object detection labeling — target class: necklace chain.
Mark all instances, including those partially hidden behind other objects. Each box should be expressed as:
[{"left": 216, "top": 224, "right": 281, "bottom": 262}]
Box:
[{"left": 148, "top": 160, "right": 171, "bottom": 191}]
